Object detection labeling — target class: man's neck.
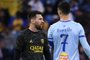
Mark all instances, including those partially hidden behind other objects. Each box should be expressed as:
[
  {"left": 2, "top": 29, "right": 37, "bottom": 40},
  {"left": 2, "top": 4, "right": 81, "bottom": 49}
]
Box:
[
  {"left": 28, "top": 24, "right": 38, "bottom": 32},
  {"left": 60, "top": 15, "right": 69, "bottom": 21}
]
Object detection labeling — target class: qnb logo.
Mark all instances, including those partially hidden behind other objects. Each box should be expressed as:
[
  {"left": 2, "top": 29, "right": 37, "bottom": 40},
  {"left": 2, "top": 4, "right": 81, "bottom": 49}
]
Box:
[
  {"left": 59, "top": 52, "right": 68, "bottom": 60},
  {"left": 30, "top": 46, "right": 43, "bottom": 53}
]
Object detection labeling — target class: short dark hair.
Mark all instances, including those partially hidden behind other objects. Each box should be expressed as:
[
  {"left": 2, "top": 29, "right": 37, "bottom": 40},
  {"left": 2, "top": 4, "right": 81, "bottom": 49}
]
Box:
[
  {"left": 57, "top": 2, "right": 70, "bottom": 15},
  {"left": 28, "top": 11, "right": 42, "bottom": 23}
]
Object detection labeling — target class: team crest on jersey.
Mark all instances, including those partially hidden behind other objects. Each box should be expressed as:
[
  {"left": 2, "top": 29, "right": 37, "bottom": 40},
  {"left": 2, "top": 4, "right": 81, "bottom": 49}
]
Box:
[
  {"left": 29, "top": 39, "right": 33, "bottom": 43},
  {"left": 41, "top": 39, "right": 44, "bottom": 44},
  {"left": 59, "top": 52, "right": 68, "bottom": 60}
]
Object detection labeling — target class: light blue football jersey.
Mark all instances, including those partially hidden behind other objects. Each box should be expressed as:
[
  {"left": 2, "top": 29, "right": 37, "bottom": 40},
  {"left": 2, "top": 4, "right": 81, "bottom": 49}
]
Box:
[{"left": 48, "top": 20, "right": 90, "bottom": 60}]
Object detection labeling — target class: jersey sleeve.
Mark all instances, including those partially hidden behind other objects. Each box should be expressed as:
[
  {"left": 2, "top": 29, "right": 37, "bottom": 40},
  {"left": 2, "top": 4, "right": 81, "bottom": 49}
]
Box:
[
  {"left": 43, "top": 33, "right": 51, "bottom": 60},
  {"left": 78, "top": 23, "right": 90, "bottom": 59},
  {"left": 14, "top": 32, "right": 25, "bottom": 60},
  {"left": 48, "top": 25, "right": 54, "bottom": 49}
]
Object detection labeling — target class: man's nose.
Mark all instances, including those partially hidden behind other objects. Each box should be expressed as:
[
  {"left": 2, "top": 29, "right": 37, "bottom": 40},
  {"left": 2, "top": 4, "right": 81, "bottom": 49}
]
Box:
[{"left": 42, "top": 20, "right": 44, "bottom": 23}]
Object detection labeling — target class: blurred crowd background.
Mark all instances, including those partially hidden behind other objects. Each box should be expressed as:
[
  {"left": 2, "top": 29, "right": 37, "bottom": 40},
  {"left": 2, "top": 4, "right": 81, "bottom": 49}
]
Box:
[{"left": 0, "top": 0, "right": 90, "bottom": 60}]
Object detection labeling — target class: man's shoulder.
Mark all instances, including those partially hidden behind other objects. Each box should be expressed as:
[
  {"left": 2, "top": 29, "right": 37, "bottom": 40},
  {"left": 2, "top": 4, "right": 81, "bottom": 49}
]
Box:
[
  {"left": 52, "top": 21, "right": 60, "bottom": 25},
  {"left": 39, "top": 30, "right": 46, "bottom": 35},
  {"left": 71, "top": 21, "right": 84, "bottom": 30},
  {"left": 70, "top": 21, "right": 81, "bottom": 26},
  {"left": 20, "top": 29, "right": 29, "bottom": 35},
  {"left": 50, "top": 21, "right": 60, "bottom": 28}
]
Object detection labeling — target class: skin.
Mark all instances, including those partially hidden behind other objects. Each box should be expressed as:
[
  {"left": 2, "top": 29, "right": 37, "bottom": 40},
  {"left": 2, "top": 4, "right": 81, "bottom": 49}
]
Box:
[{"left": 29, "top": 14, "right": 44, "bottom": 32}]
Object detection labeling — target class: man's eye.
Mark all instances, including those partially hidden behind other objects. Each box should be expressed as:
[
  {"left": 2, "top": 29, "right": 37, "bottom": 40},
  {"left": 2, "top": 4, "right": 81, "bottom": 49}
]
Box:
[{"left": 39, "top": 18, "right": 43, "bottom": 20}]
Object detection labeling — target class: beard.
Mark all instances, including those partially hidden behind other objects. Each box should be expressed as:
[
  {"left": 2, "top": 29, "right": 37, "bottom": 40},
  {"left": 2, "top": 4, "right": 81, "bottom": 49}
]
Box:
[
  {"left": 35, "top": 22, "right": 44, "bottom": 30},
  {"left": 35, "top": 24, "right": 42, "bottom": 30}
]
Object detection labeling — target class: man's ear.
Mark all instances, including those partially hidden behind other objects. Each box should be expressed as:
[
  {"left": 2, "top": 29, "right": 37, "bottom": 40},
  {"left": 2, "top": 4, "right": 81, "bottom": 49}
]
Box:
[
  {"left": 57, "top": 9, "right": 60, "bottom": 16},
  {"left": 31, "top": 19, "right": 35, "bottom": 23}
]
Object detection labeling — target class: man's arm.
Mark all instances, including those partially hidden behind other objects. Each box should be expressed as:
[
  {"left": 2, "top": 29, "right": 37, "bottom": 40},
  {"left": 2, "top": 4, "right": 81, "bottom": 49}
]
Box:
[
  {"left": 44, "top": 39, "right": 52, "bottom": 60},
  {"left": 43, "top": 32, "right": 52, "bottom": 60},
  {"left": 47, "top": 26, "right": 54, "bottom": 60},
  {"left": 79, "top": 24, "right": 90, "bottom": 59},
  {"left": 14, "top": 33, "right": 25, "bottom": 60},
  {"left": 80, "top": 37, "right": 90, "bottom": 58}
]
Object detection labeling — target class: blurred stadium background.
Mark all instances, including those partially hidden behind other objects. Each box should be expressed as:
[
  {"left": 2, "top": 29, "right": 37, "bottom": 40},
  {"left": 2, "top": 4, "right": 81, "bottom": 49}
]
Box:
[{"left": 0, "top": 0, "right": 90, "bottom": 60}]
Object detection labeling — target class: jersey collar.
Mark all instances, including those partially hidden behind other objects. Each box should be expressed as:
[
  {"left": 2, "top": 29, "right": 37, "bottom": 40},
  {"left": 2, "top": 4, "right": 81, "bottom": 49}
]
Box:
[{"left": 60, "top": 19, "right": 72, "bottom": 22}]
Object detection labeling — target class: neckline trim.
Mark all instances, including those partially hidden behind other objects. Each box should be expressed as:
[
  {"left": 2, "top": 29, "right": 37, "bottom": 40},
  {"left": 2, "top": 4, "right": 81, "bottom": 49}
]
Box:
[{"left": 60, "top": 20, "right": 71, "bottom": 22}]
